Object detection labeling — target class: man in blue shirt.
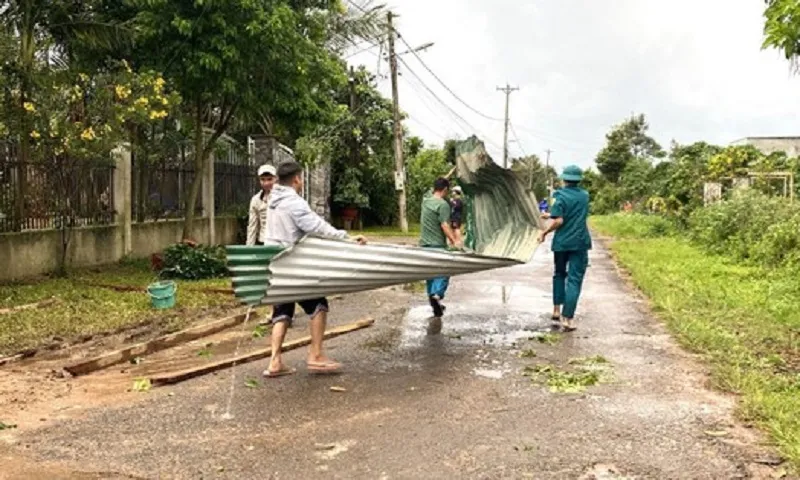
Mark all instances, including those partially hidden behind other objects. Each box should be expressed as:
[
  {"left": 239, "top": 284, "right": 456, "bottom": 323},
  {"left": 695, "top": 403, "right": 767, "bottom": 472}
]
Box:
[{"left": 538, "top": 165, "right": 592, "bottom": 332}]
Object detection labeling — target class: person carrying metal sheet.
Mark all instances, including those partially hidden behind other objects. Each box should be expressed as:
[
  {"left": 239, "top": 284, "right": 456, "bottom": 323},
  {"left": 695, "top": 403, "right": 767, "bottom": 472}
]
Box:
[
  {"left": 246, "top": 164, "right": 277, "bottom": 246},
  {"left": 537, "top": 165, "right": 592, "bottom": 332},
  {"left": 262, "top": 161, "right": 367, "bottom": 377},
  {"left": 419, "top": 177, "right": 461, "bottom": 335}
]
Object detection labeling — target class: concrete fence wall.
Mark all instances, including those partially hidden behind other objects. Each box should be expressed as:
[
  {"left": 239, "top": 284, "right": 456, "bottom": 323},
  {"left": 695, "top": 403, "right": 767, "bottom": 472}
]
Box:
[
  {"left": 0, "top": 218, "right": 238, "bottom": 281},
  {"left": 0, "top": 145, "right": 240, "bottom": 281}
]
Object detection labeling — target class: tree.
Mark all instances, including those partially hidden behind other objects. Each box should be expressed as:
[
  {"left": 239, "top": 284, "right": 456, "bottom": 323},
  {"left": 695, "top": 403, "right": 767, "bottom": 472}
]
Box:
[
  {"left": 511, "top": 155, "right": 556, "bottom": 201},
  {"left": 595, "top": 114, "right": 665, "bottom": 183},
  {"left": 296, "top": 65, "right": 396, "bottom": 225},
  {"left": 125, "top": 0, "right": 370, "bottom": 239},
  {"left": 0, "top": 0, "right": 128, "bottom": 230},
  {"left": 407, "top": 147, "right": 450, "bottom": 222},
  {"left": 763, "top": 0, "right": 800, "bottom": 69}
]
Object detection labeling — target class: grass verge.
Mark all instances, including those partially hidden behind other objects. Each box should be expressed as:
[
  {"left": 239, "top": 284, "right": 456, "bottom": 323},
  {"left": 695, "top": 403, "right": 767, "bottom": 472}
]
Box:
[
  {"left": 591, "top": 215, "right": 800, "bottom": 468},
  {"left": 0, "top": 259, "right": 233, "bottom": 355}
]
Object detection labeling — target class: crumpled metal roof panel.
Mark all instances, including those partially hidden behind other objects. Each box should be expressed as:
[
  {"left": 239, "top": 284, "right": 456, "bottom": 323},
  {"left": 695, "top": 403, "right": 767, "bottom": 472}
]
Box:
[
  {"left": 257, "top": 236, "right": 521, "bottom": 305},
  {"left": 456, "top": 136, "right": 544, "bottom": 263}
]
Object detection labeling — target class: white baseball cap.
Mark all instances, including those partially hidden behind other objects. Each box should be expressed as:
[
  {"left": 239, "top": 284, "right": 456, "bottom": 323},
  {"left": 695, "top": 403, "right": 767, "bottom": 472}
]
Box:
[
  {"left": 452, "top": 185, "right": 462, "bottom": 193},
  {"left": 257, "top": 164, "right": 277, "bottom": 177}
]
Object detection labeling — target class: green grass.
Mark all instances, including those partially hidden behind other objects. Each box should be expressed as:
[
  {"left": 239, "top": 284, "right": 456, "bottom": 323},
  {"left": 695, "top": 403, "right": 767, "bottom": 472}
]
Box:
[
  {"left": 0, "top": 260, "right": 233, "bottom": 355},
  {"left": 592, "top": 215, "right": 800, "bottom": 468}
]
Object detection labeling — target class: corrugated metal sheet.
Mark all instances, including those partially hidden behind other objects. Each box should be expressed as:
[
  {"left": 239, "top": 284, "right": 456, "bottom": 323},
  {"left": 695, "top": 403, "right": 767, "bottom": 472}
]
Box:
[
  {"left": 259, "top": 237, "right": 520, "bottom": 305},
  {"left": 456, "top": 136, "right": 544, "bottom": 262}
]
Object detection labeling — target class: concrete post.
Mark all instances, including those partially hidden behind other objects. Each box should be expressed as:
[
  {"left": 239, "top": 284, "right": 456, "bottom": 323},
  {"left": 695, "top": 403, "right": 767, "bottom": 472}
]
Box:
[
  {"left": 202, "top": 151, "right": 216, "bottom": 244},
  {"left": 112, "top": 144, "right": 132, "bottom": 256}
]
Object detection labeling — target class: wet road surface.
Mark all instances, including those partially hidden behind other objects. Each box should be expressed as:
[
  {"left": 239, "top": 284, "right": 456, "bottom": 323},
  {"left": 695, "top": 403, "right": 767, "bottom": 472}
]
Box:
[{"left": 2, "top": 239, "right": 782, "bottom": 479}]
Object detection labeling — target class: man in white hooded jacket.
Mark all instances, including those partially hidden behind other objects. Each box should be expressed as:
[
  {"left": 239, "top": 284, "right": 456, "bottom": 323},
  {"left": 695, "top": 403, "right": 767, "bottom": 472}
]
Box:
[{"left": 263, "top": 161, "right": 366, "bottom": 377}]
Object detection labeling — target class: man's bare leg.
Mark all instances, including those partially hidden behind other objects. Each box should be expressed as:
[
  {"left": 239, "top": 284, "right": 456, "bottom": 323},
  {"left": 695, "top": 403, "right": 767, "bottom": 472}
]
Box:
[
  {"left": 265, "top": 321, "right": 290, "bottom": 376},
  {"left": 307, "top": 310, "right": 340, "bottom": 371}
]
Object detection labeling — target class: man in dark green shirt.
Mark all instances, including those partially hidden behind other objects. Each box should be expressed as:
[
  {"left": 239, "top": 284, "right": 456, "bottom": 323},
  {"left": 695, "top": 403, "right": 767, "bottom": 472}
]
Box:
[
  {"left": 419, "top": 177, "right": 460, "bottom": 334},
  {"left": 538, "top": 165, "right": 592, "bottom": 332}
]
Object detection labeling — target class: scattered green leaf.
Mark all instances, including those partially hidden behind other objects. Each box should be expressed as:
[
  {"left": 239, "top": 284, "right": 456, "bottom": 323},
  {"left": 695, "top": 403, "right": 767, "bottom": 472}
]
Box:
[
  {"left": 132, "top": 378, "right": 151, "bottom": 392},
  {"left": 0, "top": 422, "right": 18, "bottom": 431},
  {"left": 252, "top": 325, "right": 269, "bottom": 339},
  {"left": 519, "top": 349, "right": 538, "bottom": 358},
  {"left": 244, "top": 378, "right": 259, "bottom": 389}
]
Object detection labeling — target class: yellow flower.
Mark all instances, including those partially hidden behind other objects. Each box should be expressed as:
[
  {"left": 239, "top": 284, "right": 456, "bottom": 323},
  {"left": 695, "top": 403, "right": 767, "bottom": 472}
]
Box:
[
  {"left": 115, "top": 85, "right": 131, "bottom": 100},
  {"left": 78, "top": 73, "right": 89, "bottom": 82},
  {"left": 23, "top": 102, "right": 35, "bottom": 112},
  {"left": 149, "top": 110, "right": 168, "bottom": 120},
  {"left": 122, "top": 60, "right": 132, "bottom": 73},
  {"left": 80, "top": 127, "right": 96, "bottom": 141},
  {"left": 161, "top": 96, "right": 169, "bottom": 106},
  {"left": 103, "top": 124, "right": 112, "bottom": 133},
  {"left": 134, "top": 97, "right": 149, "bottom": 107},
  {"left": 30, "top": 130, "right": 40, "bottom": 139}
]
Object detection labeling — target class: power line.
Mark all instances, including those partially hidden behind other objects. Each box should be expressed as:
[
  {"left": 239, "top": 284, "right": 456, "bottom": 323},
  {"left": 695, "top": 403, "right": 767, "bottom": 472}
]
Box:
[
  {"left": 396, "top": 55, "right": 504, "bottom": 151},
  {"left": 397, "top": 34, "right": 503, "bottom": 122},
  {"left": 400, "top": 73, "right": 474, "bottom": 137}
]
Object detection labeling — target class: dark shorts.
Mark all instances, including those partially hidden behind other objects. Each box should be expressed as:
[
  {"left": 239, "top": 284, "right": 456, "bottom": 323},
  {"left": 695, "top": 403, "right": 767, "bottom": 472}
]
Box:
[{"left": 271, "top": 298, "right": 329, "bottom": 325}]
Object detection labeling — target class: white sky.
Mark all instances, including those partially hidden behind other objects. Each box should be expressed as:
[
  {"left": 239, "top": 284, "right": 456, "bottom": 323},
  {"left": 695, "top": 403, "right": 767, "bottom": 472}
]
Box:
[{"left": 346, "top": 0, "right": 800, "bottom": 170}]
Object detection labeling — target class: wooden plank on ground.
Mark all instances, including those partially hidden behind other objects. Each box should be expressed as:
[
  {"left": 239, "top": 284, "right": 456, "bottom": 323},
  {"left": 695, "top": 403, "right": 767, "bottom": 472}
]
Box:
[
  {"left": 0, "top": 297, "right": 58, "bottom": 316},
  {"left": 150, "top": 318, "right": 375, "bottom": 386},
  {"left": 63, "top": 309, "right": 262, "bottom": 376},
  {"left": 0, "top": 349, "right": 37, "bottom": 367}
]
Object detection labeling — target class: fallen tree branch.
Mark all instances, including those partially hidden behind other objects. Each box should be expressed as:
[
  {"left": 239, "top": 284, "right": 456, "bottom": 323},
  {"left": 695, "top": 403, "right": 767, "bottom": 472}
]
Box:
[
  {"left": 150, "top": 318, "right": 375, "bottom": 386},
  {"left": 63, "top": 309, "right": 263, "bottom": 376},
  {"left": 0, "top": 297, "right": 58, "bottom": 316}
]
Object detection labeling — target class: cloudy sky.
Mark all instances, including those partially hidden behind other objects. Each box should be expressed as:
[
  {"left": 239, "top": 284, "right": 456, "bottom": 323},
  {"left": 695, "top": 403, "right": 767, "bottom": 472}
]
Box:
[{"left": 346, "top": 0, "right": 800, "bottom": 170}]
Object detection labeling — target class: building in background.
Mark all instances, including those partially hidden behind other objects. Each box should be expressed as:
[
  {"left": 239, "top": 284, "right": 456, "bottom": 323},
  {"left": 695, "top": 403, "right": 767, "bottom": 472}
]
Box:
[{"left": 730, "top": 136, "right": 800, "bottom": 157}]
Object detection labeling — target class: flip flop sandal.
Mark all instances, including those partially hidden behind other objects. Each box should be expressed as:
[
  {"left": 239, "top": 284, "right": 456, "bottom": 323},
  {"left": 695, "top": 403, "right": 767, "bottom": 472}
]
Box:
[
  {"left": 560, "top": 320, "right": 577, "bottom": 332},
  {"left": 263, "top": 366, "right": 296, "bottom": 378},
  {"left": 307, "top": 361, "right": 342, "bottom": 374}
]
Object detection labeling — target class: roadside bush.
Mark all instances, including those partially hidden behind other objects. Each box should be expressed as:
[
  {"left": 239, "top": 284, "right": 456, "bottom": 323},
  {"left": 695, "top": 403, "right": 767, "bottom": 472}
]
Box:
[
  {"left": 689, "top": 190, "right": 800, "bottom": 266},
  {"left": 160, "top": 243, "right": 228, "bottom": 280},
  {"left": 592, "top": 213, "right": 676, "bottom": 239}
]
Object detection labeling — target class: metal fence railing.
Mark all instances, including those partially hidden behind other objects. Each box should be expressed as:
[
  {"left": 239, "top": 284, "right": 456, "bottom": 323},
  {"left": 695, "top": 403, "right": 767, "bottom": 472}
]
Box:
[
  {"left": 0, "top": 146, "right": 115, "bottom": 232},
  {"left": 131, "top": 150, "right": 201, "bottom": 222}
]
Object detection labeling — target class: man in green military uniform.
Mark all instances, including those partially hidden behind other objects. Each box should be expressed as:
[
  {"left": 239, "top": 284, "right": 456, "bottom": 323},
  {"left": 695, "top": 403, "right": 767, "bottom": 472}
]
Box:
[
  {"left": 419, "top": 177, "right": 460, "bottom": 335},
  {"left": 538, "top": 165, "right": 592, "bottom": 332}
]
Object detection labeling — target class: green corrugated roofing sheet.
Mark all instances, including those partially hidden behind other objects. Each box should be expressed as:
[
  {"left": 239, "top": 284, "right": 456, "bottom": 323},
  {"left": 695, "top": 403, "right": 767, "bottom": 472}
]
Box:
[{"left": 456, "top": 135, "right": 544, "bottom": 262}]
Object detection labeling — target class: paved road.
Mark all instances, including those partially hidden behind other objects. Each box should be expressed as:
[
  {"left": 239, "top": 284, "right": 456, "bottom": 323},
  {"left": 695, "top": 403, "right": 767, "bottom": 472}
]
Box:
[{"left": 3, "top": 239, "right": 781, "bottom": 479}]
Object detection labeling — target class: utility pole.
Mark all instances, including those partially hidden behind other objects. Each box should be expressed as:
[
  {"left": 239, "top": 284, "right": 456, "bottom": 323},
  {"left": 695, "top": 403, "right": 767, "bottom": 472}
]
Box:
[
  {"left": 387, "top": 11, "right": 408, "bottom": 233},
  {"left": 496, "top": 83, "right": 519, "bottom": 169}
]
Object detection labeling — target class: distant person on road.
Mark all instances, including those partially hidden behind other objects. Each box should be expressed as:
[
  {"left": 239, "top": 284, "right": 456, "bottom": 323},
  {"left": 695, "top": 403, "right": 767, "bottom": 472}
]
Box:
[
  {"left": 449, "top": 185, "right": 464, "bottom": 247},
  {"left": 246, "top": 164, "right": 277, "bottom": 246},
  {"left": 419, "top": 177, "right": 461, "bottom": 335},
  {"left": 263, "top": 161, "right": 367, "bottom": 378},
  {"left": 538, "top": 165, "right": 592, "bottom": 332},
  {"left": 539, "top": 198, "right": 549, "bottom": 213}
]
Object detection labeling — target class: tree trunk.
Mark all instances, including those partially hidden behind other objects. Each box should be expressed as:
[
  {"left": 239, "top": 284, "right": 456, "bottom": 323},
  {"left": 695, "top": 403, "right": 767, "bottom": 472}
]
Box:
[{"left": 182, "top": 104, "right": 206, "bottom": 241}]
